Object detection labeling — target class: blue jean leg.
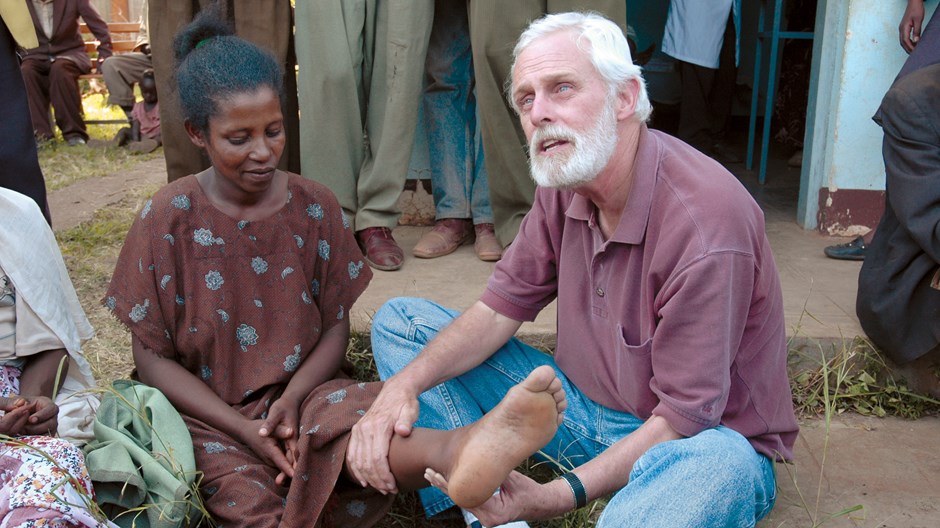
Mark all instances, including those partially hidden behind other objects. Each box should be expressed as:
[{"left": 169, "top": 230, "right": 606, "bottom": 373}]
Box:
[
  {"left": 598, "top": 426, "right": 777, "bottom": 528},
  {"left": 424, "top": 0, "right": 493, "bottom": 224}
]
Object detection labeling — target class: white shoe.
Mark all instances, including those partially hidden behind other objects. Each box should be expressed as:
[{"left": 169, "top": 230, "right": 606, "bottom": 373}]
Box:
[{"left": 461, "top": 508, "right": 530, "bottom": 528}]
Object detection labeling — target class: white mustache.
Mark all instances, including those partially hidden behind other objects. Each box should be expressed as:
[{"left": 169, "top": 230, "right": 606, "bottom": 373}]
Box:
[{"left": 530, "top": 125, "right": 578, "bottom": 154}]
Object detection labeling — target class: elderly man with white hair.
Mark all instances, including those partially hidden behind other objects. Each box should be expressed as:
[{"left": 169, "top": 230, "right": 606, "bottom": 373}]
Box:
[{"left": 351, "top": 12, "right": 798, "bottom": 527}]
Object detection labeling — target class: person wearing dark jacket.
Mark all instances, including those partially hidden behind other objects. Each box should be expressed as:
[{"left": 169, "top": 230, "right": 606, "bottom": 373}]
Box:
[
  {"left": 856, "top": 63, "right": 940, "bottom": 398},
  {"left": 20, "top": 0, "right": 112, "bottom": 146}
]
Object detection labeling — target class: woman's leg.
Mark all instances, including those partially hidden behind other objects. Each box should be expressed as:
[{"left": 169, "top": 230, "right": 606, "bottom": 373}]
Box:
[{"left": 383, "top": 364, "right": 565, "bottom": 508}]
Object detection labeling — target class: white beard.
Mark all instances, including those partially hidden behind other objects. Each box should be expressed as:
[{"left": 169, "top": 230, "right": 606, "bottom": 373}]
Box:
[{"left": 528, "top": 96, "right": 619, "bottom": 189}]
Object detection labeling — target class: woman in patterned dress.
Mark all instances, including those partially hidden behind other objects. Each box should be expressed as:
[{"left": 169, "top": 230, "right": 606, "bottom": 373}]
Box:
[{"left": 104, "top": 8, "right": 566, "bottom": 528}]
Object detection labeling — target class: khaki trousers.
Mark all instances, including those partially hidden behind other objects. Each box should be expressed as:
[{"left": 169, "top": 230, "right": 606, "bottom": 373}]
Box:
[{"left": 295, "top": 0, "right": 433, "bottom": 231}]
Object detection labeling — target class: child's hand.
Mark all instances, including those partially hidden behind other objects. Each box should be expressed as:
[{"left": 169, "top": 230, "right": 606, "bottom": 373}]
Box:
[
  {"left": 0, "top": 397, "right": 32, "bottom": 437},
  {"left": 21, "top": 396, "right": 58, "bottom": 436}
]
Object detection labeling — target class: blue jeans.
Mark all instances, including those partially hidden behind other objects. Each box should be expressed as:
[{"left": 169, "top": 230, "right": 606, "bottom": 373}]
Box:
[
  {"left": 417, "top": 0, "right": 493, "bottom": 224},
  {"left": 372, "top": 298, "right": 778, "bottom": 527}
]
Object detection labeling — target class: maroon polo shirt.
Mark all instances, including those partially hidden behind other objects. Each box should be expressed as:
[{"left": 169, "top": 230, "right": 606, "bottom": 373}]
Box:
[{"left": 482, "top": 126, "right": 798, "bottom": 461}]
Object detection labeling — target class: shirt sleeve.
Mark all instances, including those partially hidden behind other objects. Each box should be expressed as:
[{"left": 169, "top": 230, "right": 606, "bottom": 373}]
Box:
[
  {"left": 307, "top": 186, "right": 372, "bottom": 334},
  {"left": 104, "top": 198, "right": 174, "bottom": 356},
  {"left": 79, "top": 0, "right": 113, "bottom": 58},
  {"left": 481, "top": 188, "right": 560, "bottom": 322},
  {"left": 648, "top": 251, "right": 755, "bottom": 437}
]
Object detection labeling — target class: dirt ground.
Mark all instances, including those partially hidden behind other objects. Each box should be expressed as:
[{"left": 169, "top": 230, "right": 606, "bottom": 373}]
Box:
[{"left": 47, "top": 158, "right": 940, "bottom": 528}]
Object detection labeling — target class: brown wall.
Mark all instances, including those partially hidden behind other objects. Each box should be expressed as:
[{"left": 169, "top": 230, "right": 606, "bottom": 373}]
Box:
[{"left": 816, "top": 188, "right": 885, "bottom": 235}]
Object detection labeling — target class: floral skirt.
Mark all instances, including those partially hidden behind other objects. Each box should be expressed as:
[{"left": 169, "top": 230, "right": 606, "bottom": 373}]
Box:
[{"left": 0, "top": 365, "right": 114, "bottom": 528}]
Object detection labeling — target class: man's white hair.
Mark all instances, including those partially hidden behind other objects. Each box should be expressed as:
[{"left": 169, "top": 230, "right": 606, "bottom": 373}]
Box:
[{"left": 508, "top": 11, "right": 652, "bottom": 123}]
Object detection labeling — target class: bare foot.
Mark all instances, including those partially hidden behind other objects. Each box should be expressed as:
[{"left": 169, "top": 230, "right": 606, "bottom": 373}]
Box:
[{"left": 442, "top": 365, "right": 566, "bottom": 508}]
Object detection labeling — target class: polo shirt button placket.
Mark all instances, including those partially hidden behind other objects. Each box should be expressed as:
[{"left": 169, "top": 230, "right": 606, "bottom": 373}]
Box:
[{"left": 595, "top": 287, "right": 605, "bottom": 297}]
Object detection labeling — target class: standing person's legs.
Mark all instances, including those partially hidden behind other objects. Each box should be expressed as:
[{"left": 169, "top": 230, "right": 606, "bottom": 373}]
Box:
[
  {"left": 20, "top": 59, "right": 54, "bottom": 140},
  {"left": 426, "top": 0, "right": 474, "bottom": 223},
  {"left": 707, "top": 13, "right": 737, "bottom": 149},
  {"left": 469, "top": 106, "right": 493, "bottom": 227},
  {"left": 357, "top": 0, "right": 432, "bottom": 231},
  {"left": 149, "top": 0, "right": 210, "bottom": 181},
  {"left": 47, "top": 60, "right": 87, "bottom": 143},
  {"left": 676, "top": 61, "right": 717, "bottom": 153},
  {"left": 414, "top": 0, "right": 476, "bottom": 259},
  {"left": 469, "top": 0, "right": 539, "bottom": 248},
  {"left": 0, "top": 27, "right": 50, "bottom": 224},
  {"left": 469, "top": 103, "right": 502, "bottom": 261},
  {"left": 469, "top": 0, "right": 626, "bottom": 247},
  {"left": 596, "top": 427, "right": 776, "bottom": 527},
  {"left": 101, "top": 52, "right": 153, "bottom": 113},
  {"left": 295, "top": 0, "right": 369, "bottom": 218}
]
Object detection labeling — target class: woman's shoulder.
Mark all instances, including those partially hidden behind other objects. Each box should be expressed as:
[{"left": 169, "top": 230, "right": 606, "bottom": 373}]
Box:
[
  {"left": 285, "top": 172, "right": 344, "bottom": 212},
  {"left": 148, "top": 175, "right": 201, "bottom": 208}
]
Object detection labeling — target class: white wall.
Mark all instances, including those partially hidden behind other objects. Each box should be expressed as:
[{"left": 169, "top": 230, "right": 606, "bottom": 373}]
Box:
[{"left": 799, "top": 0, "right": 938, "bottom": 228}]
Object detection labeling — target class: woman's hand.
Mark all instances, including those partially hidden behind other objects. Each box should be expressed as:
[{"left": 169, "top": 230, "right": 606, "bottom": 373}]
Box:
[
  {"left": 240, "top": 418, "right": 295, "bottom": 485},
  {"left": 258, "top": 396, "right": 301, "bottom": 485},
  {"left": 0, "top": 397, "right": 32, "bottom": 437}
]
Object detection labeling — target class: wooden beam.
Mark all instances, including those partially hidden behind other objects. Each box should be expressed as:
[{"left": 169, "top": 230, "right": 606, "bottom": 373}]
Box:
[{"left": 110, "top": 0, "right": 130, "bottom": 22}]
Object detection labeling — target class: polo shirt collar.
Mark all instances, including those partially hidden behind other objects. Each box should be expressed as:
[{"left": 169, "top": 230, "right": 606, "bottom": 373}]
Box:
[{"left": 565, "top": 124, "right": 658, "bottom": 245}]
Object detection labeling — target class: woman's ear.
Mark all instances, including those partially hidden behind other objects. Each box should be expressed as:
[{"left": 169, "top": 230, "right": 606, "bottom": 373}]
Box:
[{"left": 184, "top": 120, "right": 206, "bottom": 148}]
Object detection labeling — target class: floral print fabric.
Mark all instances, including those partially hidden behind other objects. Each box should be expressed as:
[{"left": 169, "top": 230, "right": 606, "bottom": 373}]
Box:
[
  {"left": 105, "top": 173, "right": 371, "bottom": 405},
  {"left": 0, "top": 366, "right": 113, "bottom": 528},
  {"left": 105, "top": 174, "right": 388, "bottom": 527}
]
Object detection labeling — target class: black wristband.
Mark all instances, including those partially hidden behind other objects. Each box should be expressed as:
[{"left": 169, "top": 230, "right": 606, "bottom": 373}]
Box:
[{"left": 557, "top": 471, "right": 587, "bottom": 509}]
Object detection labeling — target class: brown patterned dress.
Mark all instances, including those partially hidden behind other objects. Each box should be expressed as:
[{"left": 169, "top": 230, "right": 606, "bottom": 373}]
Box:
[{"left": 105, "top": 173, "right": 393, "bottom": 527}]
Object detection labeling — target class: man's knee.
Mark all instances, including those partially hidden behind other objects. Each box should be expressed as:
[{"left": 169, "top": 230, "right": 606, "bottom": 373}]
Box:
[
  {"left": 371, "top": 297, "right": 449, "bottom": 378},
  {"left": 598, "top": 428, "right": 774, "bottom": 527},
  {"left": 49, "top": 61, "right": 82, "bottom": 83}
]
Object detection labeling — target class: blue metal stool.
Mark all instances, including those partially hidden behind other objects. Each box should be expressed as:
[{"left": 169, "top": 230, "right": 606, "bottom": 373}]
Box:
[{"left": 746, "top": 0, "right": 815, "bottom": 184}]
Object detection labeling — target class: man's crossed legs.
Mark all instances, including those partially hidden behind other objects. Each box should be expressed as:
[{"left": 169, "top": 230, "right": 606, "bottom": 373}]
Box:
[{"left": 372, "top": 297, "right": 777, "bottom": 527}]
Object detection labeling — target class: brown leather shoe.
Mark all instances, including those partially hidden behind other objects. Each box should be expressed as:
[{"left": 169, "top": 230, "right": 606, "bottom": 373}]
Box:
[
  {"left": 413, "top": 218, "right": 473, "bottom": 258},
  {"left": 473, "top": 223, "right": 502, "bottom": 262},
  {"left": 357, "top": 227, "right": 404, "bottom": 271}
]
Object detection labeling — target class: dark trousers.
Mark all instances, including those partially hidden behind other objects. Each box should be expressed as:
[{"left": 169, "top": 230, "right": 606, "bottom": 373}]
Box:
[
  {"left": 20, "top": 57, "right": 88, "bottom": 142},
  {"left": 0, "top": 26, "right": 51, "bottom": 224},
  {"left": 677, "top": 13, "right": 737, "bottom": 153}
]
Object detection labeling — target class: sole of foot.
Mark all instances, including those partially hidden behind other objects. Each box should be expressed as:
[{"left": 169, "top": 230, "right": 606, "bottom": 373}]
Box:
[{"left": 445, "top": 365, "right": 565, "bottom": 508}]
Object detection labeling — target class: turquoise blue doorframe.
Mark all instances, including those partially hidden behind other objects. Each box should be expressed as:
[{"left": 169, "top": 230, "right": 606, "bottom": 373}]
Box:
[{"left": 746, "top": 0, "right": 815, "bottom": 185}]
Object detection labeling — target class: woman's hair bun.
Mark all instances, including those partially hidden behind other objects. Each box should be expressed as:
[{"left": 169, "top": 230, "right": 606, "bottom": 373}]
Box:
[{"left": 173, "top": 4, "right": 234, "bottom": 62}]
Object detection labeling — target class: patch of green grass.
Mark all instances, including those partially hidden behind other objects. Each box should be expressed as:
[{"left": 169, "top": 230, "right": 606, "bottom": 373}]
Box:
[
  {"left": 36, "top": 93, "right": 160, "bottom": 191},
  {"left": 789, "top": 336, "right": 940, "bottom": 420}
]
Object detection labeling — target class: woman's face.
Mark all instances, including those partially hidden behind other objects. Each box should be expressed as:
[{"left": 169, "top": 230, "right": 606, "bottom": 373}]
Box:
[{"left": 189, "top": 86, "right": 285, "bottom": 196}]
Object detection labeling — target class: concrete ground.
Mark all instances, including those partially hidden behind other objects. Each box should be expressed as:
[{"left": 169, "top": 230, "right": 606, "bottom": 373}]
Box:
[{"left": 49, "top": 147, "right": 938, "bottom": 526}]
